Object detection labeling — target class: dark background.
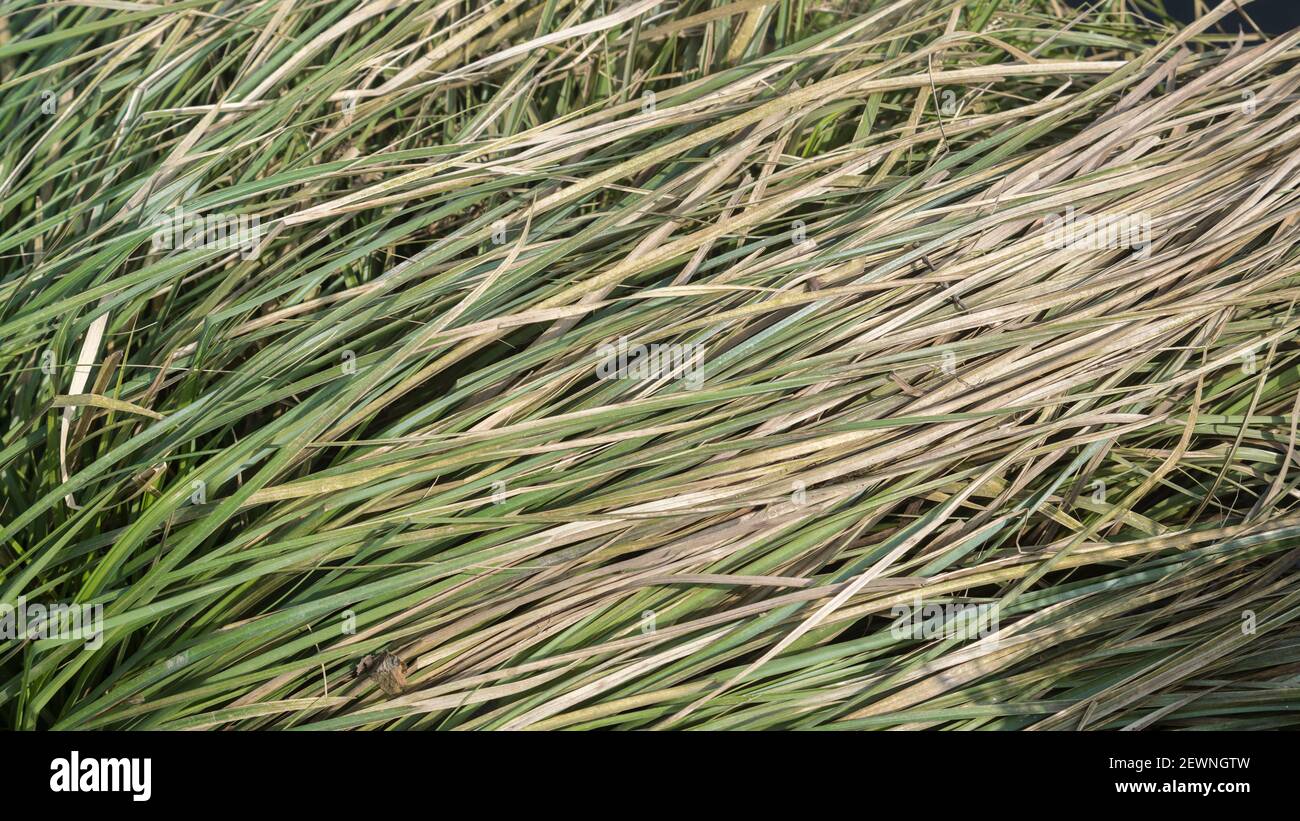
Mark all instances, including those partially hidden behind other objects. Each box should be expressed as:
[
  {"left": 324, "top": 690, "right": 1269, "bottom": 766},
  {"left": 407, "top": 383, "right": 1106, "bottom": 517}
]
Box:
[
  {"left": 11, "top": 730, "right": 1291, "bottom": 810},
  {"left": 1068, "top": 1, "right": 1299, "bottom": 35}
]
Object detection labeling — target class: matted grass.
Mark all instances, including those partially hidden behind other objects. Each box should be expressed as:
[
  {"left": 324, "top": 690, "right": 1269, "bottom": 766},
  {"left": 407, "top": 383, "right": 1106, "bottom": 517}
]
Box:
[{"left": 2, "top": 0, "right": 1299, "bottom": 730}]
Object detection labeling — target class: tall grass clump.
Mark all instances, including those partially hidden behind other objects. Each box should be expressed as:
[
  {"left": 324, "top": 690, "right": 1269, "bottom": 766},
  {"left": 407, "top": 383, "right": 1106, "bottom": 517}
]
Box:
[{"left": 2, "top": 0, "right": 1299, "bottom": 730}]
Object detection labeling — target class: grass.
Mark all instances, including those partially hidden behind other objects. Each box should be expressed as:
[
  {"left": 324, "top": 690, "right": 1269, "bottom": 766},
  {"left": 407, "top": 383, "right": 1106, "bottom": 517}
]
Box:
[{"left": 2, "top": 0, "right": 1299, "bottom": 730}]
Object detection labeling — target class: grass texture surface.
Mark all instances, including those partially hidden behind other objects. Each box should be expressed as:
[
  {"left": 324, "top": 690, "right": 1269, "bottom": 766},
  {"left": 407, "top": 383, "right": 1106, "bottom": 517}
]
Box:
[{"left": 2, "top": 0, "right": 1300, "bottom": 730}]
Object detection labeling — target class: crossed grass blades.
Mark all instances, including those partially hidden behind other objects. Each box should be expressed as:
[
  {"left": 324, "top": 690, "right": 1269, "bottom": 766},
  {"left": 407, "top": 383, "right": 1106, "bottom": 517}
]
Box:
[{"left": 1, "top": 0, "right": 1299, "bottom": 730}]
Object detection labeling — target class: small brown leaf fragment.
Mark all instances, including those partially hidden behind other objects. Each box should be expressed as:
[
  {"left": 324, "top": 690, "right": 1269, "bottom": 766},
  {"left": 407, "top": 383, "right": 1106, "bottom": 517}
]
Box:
[{"left": 355, "top": 651, "right": 407, "bottom": 697}]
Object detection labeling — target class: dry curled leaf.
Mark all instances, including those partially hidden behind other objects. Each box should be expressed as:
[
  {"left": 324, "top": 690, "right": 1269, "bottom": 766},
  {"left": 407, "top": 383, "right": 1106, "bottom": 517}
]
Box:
[{"left": 355, "top": 651, "right": 407, "bottom": 697}]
